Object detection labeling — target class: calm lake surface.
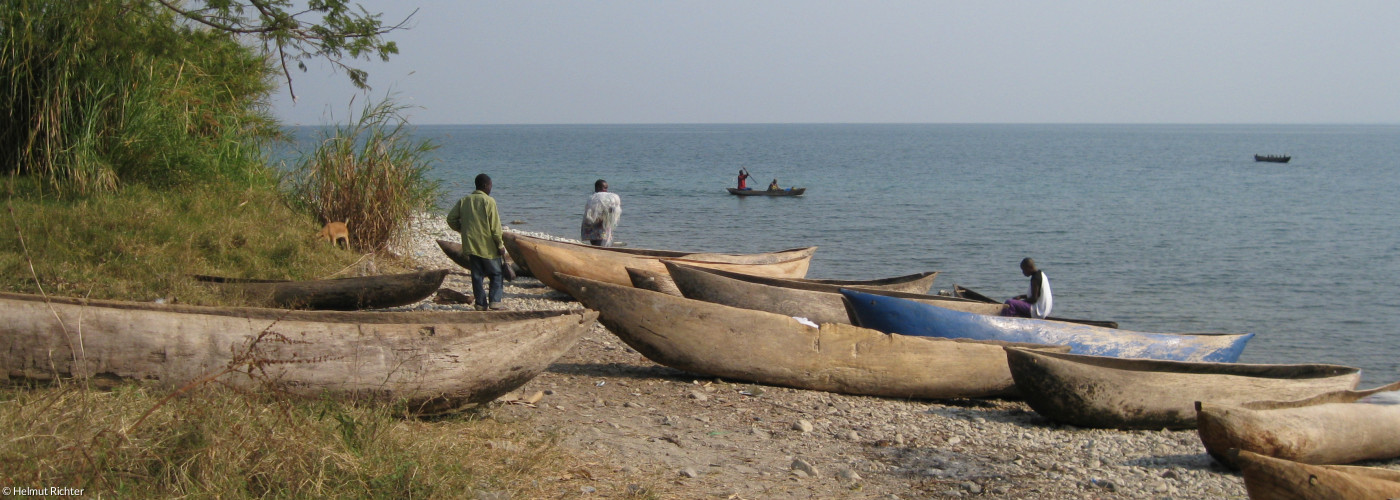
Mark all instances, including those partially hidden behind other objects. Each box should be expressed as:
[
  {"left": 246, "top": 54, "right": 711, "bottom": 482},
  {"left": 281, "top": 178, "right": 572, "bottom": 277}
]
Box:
[{"left": 283, "top": 123, "right": 1400, "bottom": 386}]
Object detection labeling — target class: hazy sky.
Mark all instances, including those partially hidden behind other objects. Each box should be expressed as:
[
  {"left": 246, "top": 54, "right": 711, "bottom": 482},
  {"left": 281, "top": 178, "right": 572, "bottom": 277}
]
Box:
[{"left": 269, "top": 1, "right": 1400, "bottom": 125}]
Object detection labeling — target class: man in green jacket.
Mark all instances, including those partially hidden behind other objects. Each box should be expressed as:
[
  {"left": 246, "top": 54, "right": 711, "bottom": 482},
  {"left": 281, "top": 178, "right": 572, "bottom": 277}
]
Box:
[{"left": 447, "top": 173, "right": 506, "bottom": 310}]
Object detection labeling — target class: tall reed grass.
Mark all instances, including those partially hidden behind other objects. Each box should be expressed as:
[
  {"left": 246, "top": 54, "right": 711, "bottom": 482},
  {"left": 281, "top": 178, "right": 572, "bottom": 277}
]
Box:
[
  {"left": 0, "top": 0, "right": 279, "bottom": 195},
  {"left": 284, "top": 98, "right": 441, "bottom": 252}
]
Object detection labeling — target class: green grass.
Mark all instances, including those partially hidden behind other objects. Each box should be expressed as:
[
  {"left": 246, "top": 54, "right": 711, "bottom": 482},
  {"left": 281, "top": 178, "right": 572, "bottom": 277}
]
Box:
[{"left": 0, "top": 176, "right": 375, "bottom": 303}]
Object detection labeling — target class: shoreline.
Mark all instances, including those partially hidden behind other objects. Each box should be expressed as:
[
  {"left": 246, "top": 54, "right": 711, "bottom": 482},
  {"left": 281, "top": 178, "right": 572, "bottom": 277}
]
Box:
[{"left": 391, "top": 213, "right": 1367, "bottom": 498}]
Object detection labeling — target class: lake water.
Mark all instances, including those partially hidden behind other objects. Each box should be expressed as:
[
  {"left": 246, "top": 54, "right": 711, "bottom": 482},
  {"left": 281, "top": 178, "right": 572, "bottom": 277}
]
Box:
[{"left": 283, "top": 123, "right": 1400, "bottom": 386}]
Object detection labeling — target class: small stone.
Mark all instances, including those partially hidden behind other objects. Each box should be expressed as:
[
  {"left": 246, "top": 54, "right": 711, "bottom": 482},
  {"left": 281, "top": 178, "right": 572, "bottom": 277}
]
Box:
[
  {"left": 946, "top": 436, "right": 961, "bottom": 446},
  {"left": 961, "top": 481, "right": 982, "bottom": 494},
  {"left": 679, "top": 467, "right": 701, "bottom": 478},
  {"left": 844, "top": 430, "right": 860, "bottom": 441},
  {"left": 793, "top": 419, "right": 814, "bottom": 433},
  {"left": 837, "top": 468, "right": 862, "bottom": 482},
  {"left": 476, "top": 491, "right": 509, "bottom": 500},
  {"left": 689, "top": 391, "right": 709, "bottom": 402},
  {"left": 894, "top": 433, "right": 906, "bottom": 446},
  {"left": 791, "top": 458, "right": 821, "bottom": 478},
  {"left": 625, "top": 484, "right": 647, "bottom": 495},
  {"left": 580, "top": 486, "right": 596, "bottom": 494}
]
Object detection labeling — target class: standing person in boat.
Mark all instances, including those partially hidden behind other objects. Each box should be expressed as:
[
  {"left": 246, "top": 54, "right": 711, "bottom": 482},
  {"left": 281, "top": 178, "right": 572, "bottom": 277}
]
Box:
[
  {"left": 581, "top": 179, "right": 622, "bottom": 247},
  {"left": 447, "top": 173, "right": 506, "bottom": 310},
  {"left": 1002, "top": 257, "right": 1052, "bottom": 319},
  {"left": 736, "top": 168, "right": 752, "bottom": 190}
]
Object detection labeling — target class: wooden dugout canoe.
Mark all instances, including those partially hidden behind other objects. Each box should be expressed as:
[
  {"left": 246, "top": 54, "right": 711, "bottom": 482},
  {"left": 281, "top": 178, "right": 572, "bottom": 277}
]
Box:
[
  {"left": 661, "top": 261, "right": 995, "bottom": 325},
  {"left": 1005, "top": 347, "right": 1361, "bottom": 430},
  {"left": 727, "top": 187, "right": 806, "bottom": 196},
  {"left": 435, "top": 239, "right": 522, "bottom": 280},
  {"left": 844, "top": 288, "right": 1247, "bottom": 362},
  {"left": 668, "top": 262, "right": 939, "bottom": 294},
  {"left": 951, "top": 284, "right": 1119, "bottom": 328},
  {"left": 555, "top": 272, "right": 1071, "bottom": 399},
  {"left": 0, "top": 291, "right": 596, "bottom": 415},
  {"left": 1196, "top": 381, "right": 1400, "bottom": 468},
  {"left": 1235, "top": 450, "right": 1400, "bottom": 500},
  {"left": 505, "top": 232, "right": 815, "bottom": 294},
  {"left": 193, "top": 269, "right": 448, "bottom": 311}
]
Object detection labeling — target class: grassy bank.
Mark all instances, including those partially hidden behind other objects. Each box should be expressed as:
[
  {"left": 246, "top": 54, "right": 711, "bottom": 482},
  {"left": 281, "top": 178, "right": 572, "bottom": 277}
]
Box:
[{"left": 0, "top": 177, "right": 380, "bottom": 303}]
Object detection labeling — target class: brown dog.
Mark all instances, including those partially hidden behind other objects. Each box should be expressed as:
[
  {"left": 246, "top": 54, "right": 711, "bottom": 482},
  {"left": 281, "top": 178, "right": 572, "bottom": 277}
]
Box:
[{"left": 316, "top": 221, "right": 350, "bottom": 249}]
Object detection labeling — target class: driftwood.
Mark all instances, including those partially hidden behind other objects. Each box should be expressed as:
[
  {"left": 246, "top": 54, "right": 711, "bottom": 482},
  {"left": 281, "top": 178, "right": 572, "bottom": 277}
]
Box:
[
  {"left": 1235, "top": 450, "right": 1400, "bottom": 500},
  {"left": 661, "top": 261, "right": 998, "bottom": 325},
  {"left": 193, "top": 270, "right": 448, "bottom": 311},
  {"left": 505, "top": 232, "right": 815, "bottom": 294},
  {"left": 0, "top": 292, "right": 595, "bottom": 415},
  {"left": 845, "top": 289, "right": 1247, "bottom": 362},
  {"left": 555, "top": 272, "right": 1071, "bottom": 400},
  {"left": 1004, "top": 347, "right": 1361, "bottom": 430},
  {"left": 1196, "top": 381, "right": 1400, "bottom": 468}
]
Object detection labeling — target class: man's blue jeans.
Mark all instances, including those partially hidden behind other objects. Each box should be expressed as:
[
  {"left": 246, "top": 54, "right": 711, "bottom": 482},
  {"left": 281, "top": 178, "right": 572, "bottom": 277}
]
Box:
[{"left": 468, "top": 255, "right": 503, "bottom": 307}]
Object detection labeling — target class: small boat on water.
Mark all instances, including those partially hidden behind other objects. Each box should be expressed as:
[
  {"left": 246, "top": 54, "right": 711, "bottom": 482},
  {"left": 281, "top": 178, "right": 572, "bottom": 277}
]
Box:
[
  {"left": 193, "top": 269, "right": 448, "bottom": 310},
  {"left": 555, "top": 272, "right": 1071, "bottom": 399},
  {"left": 1196, "top": 381, "right": 1400, "bottom": 468},
  {"left": 1005, "top": 347, "right": 1360, "bottom": 430},
  {"left": 1234, "top": 450, "right": 1400, "bottom": 500},
  {"left": 504, "top": 232, "right": 815, "bottom": 294},
  {"left": 841, "top": 288, "right": 1237, "bottom": 361},
  {"left": 1254, "top": 154, "right": 1292, "bottom": 163},
  {"left": 659, "top": 261, "right": 994, "bottom": 325},
  {"left": 727, "top": 187, "right": 806, "bottom": 197},
  {"left": 0, "top": 291, "right": 597, "bottom": 415}
]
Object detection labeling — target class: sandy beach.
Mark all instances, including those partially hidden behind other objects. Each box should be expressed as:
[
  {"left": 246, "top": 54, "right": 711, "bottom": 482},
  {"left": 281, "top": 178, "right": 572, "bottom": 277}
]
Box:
[{"left": 390, "top": 212, "right": 1345, "bottom": 499}]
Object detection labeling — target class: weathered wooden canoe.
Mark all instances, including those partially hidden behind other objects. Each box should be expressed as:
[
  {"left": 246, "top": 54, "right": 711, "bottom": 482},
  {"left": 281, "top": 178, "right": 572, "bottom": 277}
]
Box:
[
  {"left": 436, "top": 239, "right": 522, "bottom": 280},
  {"left": 1196, "top": 381, "right": 1400, "bottom": 468},
  {"left": 505, "top": 232, "right": 815, "bottom": 294},
  {"left": 626, "top": 267, "right": 685, "bottom": 296},
  {"left": 0, "top": 291, "right": 596, "bottom": 415},
  {"left": 1235, "top": 450, "right": 1400, "bottom": 500},
  {"left": 728, "top": 187, "right": 806, "bottom": 196},
  {"left": 555, "top": 272, "right": 1071, "bottom": 399},
  {"left": 1254, "top": 154, "right": 1292, "bottom": 163},
  {"left": 1005, "top": 347, "right": 1361, "bottom": 430},
  {"left": 662, "top": 261, "right": 998, "bottom": 325},
  {"left": 193, "top": 269, "right": 449, "bottom": 311},
  {"left": 843, "top": 288, "right": 1248, "bottom": 361},
  {"left": 951, "top": 284, "right": 1119, "bottom": 328},
  {"left": 675, "top": 262, "right": 939, "bottom": 294}
]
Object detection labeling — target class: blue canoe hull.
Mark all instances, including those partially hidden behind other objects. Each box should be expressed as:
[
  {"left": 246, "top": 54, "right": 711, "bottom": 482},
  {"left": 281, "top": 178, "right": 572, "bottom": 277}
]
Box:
[{"left": 839, "top": 288, "right": 1253, "bottom": 362}]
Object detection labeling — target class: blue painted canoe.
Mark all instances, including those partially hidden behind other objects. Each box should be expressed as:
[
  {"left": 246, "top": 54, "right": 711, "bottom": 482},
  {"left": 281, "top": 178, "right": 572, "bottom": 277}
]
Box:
[{"left": 839, "top": 288, "right": 1253, "bottom": 362}]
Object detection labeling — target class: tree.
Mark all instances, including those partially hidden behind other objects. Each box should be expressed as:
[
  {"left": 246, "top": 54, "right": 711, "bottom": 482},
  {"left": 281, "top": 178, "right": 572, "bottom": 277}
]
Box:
[{"left": 153, "top": 0, "right": 414, "bottom": 100}]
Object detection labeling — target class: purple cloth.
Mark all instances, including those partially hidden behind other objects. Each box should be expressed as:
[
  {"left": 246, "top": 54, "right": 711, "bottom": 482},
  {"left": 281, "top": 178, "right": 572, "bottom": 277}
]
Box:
[{"left": 1001, "top": 299, "right": 1033, "bottom": 318}]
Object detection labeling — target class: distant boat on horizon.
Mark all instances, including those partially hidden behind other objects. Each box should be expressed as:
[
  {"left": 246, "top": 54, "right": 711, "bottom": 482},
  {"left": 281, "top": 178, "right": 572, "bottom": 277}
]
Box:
[{"left": 1254, "top": 154, "right": 1292, "bottom": 163}]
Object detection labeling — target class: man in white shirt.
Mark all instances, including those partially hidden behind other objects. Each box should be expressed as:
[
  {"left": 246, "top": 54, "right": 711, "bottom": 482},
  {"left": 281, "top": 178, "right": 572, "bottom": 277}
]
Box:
[
  {"left": 580, "top": 179, "right": 622, "bottom": 247},
  {"left": 1002, "top": 257, "right": 1053, "bottom": 319}
]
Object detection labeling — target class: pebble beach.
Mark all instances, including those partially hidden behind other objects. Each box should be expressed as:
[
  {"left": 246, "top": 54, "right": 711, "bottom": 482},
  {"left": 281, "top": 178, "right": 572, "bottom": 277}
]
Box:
[{"left": 386, "top": 212, "right": 1381, "bottom": 499}]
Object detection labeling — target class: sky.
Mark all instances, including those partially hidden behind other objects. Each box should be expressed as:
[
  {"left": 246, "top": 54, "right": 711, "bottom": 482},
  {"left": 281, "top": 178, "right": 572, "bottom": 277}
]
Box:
[{"left": 269, "top": 1, "right": 1400, "bottom": 125}]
